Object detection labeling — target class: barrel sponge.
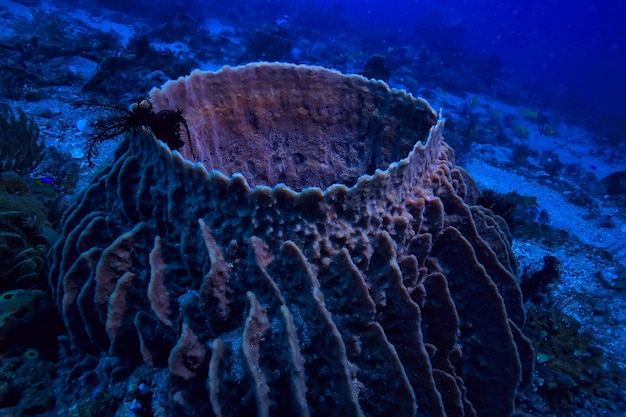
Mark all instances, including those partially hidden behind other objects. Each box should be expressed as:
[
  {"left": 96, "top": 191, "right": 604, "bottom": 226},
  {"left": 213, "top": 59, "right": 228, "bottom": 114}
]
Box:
[
  {"left": 48, "top": 63, "right": 533, "bottom": 417},
  {"left": 149, "top": 62, "right": 437, "bottom": 190}
]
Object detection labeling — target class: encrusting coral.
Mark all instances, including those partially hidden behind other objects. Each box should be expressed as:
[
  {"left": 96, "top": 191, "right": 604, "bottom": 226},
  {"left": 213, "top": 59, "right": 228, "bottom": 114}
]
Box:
[
  {"left": 0, "top": 289, "right": 60, "bottom": 359},
  {"left": 49, "top": 63, "right": 534, "bottom": 417}
]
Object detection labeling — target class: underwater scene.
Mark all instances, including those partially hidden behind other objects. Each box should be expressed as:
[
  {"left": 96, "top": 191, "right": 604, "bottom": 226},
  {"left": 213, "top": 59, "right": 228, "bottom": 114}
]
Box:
[{"left": 0, "top": 0, "right": 625, "bottom": 416}]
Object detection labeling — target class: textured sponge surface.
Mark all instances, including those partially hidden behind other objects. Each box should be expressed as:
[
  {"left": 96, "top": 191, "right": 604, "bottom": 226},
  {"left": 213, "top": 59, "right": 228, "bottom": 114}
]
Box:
[{"left": 49, "top": 63, "right": 532, "bottom": 417}]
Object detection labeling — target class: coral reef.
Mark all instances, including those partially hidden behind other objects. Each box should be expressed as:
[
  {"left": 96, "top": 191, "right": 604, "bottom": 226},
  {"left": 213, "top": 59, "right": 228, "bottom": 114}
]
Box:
[
  {"left": 359, "top": 55, "right": 391, "bottom": 82},
  {"left": 0, "top": 289, "right": 46, "bottom": 349},
  {"left": 603, "top": 169, "right": 626, "bottom": 195},
  {"left": 0, "top": 103, "right": 63, "bottom": 365},
  {"left": 0, "top": 174, "right": 64, "bottom": 361},
  {"left": 1, "top": 9, "right": 119, "bottom": 100},
  {"left": 511, "top": 122, "right": 530, "bottom": 140},
  {"left": 0, "top": 288, "right": 61, "bottom": 359},
  {"left": 81, "top": 39, "right": 198, "bottom": 101},
  {"left": 242, "top": 22, "right": 293, "bottom": 62},
  {"left": 517, "top": 305, "right": 626, "bottom": 416},
  {"left": 521, "top": 255, "right": 561, "bottom": 302},
  {"left": 0, "top": 171, "right": 58, "bottom": 292},
  {"left": 0, "top": 103, "right": 43, "bottom": 175},
  {"left": 49, "top": 63, "right": 533, "bottom": 417},
  {"left": 0, "top": 355, "right": 57, "bottom": 415},
  {"left": 476, "top": 190, "right": 550, "bottom": 231}
]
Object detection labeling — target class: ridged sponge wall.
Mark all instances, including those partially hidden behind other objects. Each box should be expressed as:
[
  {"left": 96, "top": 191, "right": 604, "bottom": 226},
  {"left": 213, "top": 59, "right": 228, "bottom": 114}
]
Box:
[{"left": 48, "top": 63, "right": 533, "bottom": 417}]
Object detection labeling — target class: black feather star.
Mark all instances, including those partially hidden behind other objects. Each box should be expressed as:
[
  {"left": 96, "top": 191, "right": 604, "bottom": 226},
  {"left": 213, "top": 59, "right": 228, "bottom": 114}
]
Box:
[{"left": 74, "top": 97, "right": 196, "bottom": 166}]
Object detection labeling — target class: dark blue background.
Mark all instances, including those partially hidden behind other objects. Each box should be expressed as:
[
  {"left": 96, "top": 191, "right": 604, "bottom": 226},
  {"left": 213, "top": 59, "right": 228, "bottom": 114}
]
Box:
[
  {"left": 98, "top": 0, "right": 626, "bottom": 132},
  {"left": 321, "top": 0, "right": 626, "bottom": 126}
]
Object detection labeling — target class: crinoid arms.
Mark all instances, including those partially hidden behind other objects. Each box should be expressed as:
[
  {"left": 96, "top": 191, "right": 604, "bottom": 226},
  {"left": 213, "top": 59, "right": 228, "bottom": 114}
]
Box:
[{"left": 75, "top": 97, "right": 196, "bottom": 166}]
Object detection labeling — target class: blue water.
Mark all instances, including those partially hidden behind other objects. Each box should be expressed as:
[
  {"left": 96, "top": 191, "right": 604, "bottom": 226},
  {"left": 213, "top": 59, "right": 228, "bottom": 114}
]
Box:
[
  {"left": 348, "top": 0, "right": 626, "bottom": 121},
  {"left": 347, "top": 0, "right": 621, "bottom": 127},
  {"left": 118, "top": 0, "right": 625, "bottom": 134}
]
